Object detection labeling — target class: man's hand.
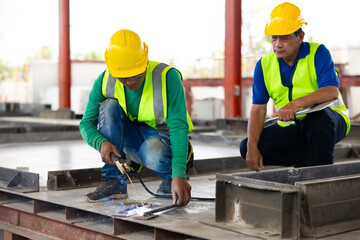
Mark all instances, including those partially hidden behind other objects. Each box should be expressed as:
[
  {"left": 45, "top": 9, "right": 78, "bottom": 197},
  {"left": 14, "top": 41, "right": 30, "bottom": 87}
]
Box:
[
  {"left": 171, "top": 176, "right": 191, "bottom": 206},
  {"left": 246, "top": 146, "right": 264, "bottom": 172},
  {"left": 272, "top": 101, "right": 300, "bottom": 121},
  {"left": 100, "top": 141, "right": 121, "bottom": 165}
]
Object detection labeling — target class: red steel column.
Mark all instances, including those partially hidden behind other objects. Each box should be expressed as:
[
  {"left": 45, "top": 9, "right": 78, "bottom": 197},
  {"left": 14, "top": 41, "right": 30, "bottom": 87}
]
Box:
[
  {"left": 59, "top": 0, "right": 71, "bottom": 109},
  {"left": 224, "top": 0, "right": 242, "bottom": 118}
]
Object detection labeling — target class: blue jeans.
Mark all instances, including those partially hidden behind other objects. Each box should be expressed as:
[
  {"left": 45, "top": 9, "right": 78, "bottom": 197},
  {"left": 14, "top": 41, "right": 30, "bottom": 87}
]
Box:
[
  {"left": 99, "top": 99, "right": 172, "bottom": 184},
  {"left": 239, "top": 108, "right": 347, "bottom": 167}
]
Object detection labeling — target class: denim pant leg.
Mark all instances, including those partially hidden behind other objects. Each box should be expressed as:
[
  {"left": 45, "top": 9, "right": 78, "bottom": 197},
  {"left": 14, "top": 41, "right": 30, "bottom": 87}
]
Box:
[
  {"left": 99, "top": 99, "right": 172, "bottom": 180},
  {"left": 136, "top": 125, "right": 172, "bottom": 180},
  {"left": 99, "top": 99, "right": 141, "bottom": 185}
]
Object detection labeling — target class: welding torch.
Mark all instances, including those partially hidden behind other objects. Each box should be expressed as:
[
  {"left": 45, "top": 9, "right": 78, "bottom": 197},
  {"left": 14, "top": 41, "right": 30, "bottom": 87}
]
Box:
[{"left": 110, "top": 153, "right": 130, "bottom": 174}]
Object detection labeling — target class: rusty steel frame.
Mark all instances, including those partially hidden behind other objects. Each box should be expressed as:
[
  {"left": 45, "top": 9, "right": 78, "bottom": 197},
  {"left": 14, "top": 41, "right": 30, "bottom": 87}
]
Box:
[
  {"left": 224, "top": 0, "right": 242, "bottom": 118},
  {"left": 0, "top": 191, "right": 197, "bottom": 240},
  {"left": 215, "top": 161, "right": 360, "bottom": 239},
  {"left": 59, "top": 0, "right": 71, "bottom": 109}
]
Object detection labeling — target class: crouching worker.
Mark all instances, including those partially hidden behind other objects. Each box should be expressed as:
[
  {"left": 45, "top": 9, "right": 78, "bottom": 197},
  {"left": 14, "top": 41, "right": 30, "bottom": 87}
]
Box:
[
  {"left": 240, "top": 2, "right": 350, "bottom": 172},
  {"left": 80, "top": 29, "right": 194, "bottom": 206}
]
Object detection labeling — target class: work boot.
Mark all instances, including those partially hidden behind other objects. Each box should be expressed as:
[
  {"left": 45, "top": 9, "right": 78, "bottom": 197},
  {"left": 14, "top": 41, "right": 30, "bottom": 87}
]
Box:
[
  {"left": 86, "top": 178, "right": 128, "bottom": 202},
  {"left": 156, "top": 178, "right": 172, "bottom": 195}
]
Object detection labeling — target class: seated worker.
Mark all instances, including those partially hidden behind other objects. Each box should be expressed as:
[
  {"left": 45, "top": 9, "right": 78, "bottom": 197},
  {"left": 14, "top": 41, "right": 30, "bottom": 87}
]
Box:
[
  {"left": 80, "top": 29, "right": 193, "bottom": 206},
  {"left": 240, "top": 2, "right": 350, "bottom": 171}
]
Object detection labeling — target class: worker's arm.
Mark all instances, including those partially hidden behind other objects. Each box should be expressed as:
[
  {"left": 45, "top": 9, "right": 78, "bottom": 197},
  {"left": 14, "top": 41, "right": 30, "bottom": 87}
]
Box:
[
  {"left": 79, "top": 71, "right": 109, "bottom": 152},
  {"left": 273, "top": 86, "right": 338, "bottom": 121},
  {"left": 166, "top": 68, "right": 191, "bottom": 206},
  {"left": 246, "top": 104, "right": 267, "bottom": 171}
]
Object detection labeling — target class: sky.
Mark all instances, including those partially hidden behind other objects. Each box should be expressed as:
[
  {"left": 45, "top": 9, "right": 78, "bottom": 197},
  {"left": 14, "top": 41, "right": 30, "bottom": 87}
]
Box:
[{"left": 0, "top": 0, "right": 359, "bottom": 72}]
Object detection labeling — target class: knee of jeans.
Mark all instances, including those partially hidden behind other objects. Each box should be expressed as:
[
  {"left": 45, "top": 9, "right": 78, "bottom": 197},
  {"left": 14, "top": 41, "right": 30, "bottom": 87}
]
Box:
[
  {"left": 139, "top": 138, "right": 171, "bottom": 172},
  {"left": 99, "top": 99, "right": 126, "bottom": 129},
  {"left": 100, "top": 99, "right": 119, "bottom": 117}
]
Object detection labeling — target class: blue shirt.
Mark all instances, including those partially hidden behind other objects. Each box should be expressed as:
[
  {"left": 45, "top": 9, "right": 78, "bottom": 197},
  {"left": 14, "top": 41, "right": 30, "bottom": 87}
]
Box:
[{"left": 252, "top": 42, "right": 339, "bottom": 104}]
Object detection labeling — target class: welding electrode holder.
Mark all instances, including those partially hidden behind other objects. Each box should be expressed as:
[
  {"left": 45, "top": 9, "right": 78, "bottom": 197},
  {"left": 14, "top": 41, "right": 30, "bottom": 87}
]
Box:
[{"left": 110, "top": 152, "right": 131, "bottom": 174}]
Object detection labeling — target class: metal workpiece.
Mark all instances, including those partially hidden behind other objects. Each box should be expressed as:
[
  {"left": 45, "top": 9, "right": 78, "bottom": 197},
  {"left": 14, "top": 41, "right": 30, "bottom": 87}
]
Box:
[
  {"left": 297, "top": 174, "right": 360, "bottom": 237},
  {"left": 0, "top": 188, "right": 201, "bottom": 239},
  {"left": 214, "top": 176, "right": 301, "bottom": 239},
  {"left": 47, "top": 168, "right": 104, "bottom": 190},
  {"left": 0, "top": 175, "right": 257, "bottom": 240},
  {"left": 46, "top": 156, "right": 245, "bottom": 191},
  {"left": 215, "top": 161, "right": 360, "bottom": 239},
  {"left": 0, "top": 167, "right": 39, "bottom": 193}
]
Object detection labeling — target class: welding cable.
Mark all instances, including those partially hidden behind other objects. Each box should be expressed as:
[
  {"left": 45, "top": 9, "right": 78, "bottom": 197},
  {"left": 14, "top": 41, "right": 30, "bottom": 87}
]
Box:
[{"left": 132, "top": 170, "right": 215, "bottom": 201}]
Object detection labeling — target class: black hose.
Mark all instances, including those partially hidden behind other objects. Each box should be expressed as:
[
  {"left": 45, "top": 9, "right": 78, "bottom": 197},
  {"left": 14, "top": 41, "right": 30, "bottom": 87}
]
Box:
[{"left": 132, "top": 170, "right": 215, "bottom": 201}]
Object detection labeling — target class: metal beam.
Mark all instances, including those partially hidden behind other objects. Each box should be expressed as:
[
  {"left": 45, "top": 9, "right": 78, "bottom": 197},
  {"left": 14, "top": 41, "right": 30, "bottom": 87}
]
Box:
[
  {"left": 224, "top": 0, "right": 242, "bottom": 118},
  {"left": 0, "top": 205, "right": 122, "bottom": 240},
  {"left": 215, "top": 161, "right": 360, "bottom": 238},
  {"left": 0, "top": 167, "right": 39, "bottom": 193},
  {"left": 59, "top": 0, "right": 71, "bottom": 109}
]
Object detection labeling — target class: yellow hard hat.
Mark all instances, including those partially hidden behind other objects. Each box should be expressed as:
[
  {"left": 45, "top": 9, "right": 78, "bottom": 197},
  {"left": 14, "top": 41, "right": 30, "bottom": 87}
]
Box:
[
  {"left": 104, "top": 29, "right": 148, "bottom": 78},
  {"left": 264, "top": 2, "right": 307, "bottom": 35}
]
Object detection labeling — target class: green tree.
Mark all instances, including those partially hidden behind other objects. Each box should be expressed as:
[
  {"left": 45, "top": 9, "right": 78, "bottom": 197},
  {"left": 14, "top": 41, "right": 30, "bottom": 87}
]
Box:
[
  {"left": 33, "top": 46, "right": 53, "bottom": 60},
  {"left": 0, "top": 59, "right": 15, "bottom": 81},
  {"left": 74, "top": 51, "right": 104, "bottom": 61},
  {"left": 84, "top": 51, "right": 103, "bottom": 61}
]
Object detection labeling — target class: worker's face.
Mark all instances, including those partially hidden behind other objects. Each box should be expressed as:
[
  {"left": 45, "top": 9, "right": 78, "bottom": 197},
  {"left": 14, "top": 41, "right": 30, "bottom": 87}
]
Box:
[
  {"left": 117, "top": 71, "right": 146, "bottom": 91},
  {"left": 271, "top": 31, "right": 304, "bottom": 63}
]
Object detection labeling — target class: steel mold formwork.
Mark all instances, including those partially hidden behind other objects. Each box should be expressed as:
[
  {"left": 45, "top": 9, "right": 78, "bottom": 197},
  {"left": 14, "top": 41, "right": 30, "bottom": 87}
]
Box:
[
  {"left": 214, "top": 161, "right": 360, "bottom": 239},
  {"left": 0, "top": 174, "right": 264, "bottom": 240},
  {"left": 1, "top": 162, "right": 360, "bottom": 239}
]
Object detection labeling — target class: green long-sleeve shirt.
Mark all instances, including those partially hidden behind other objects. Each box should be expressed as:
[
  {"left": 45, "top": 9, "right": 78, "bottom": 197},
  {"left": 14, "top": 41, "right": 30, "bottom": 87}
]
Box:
[{"left": 79, "top": 67, "right": 190, "bottom": 178}]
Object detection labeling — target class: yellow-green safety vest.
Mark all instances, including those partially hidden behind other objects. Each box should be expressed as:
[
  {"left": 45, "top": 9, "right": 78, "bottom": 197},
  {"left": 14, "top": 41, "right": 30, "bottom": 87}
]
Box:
[
  {"left": 261, "top": 42, "right": 350, "bottom": 134},
  {"left": 101, "top": 60, "right": 193, "bottom": 131}
]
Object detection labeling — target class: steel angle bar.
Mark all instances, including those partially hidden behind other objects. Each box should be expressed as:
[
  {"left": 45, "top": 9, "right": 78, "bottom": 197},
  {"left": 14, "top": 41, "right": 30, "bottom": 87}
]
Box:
[
  {"left": 230, "top": 161, "right": 360, "bottom": 185},
  {"left": 215, "top": 175, "right": 301, "bottom": 239},
  {"left": 0, "top": 167, "right": 39, "bottom": 193},
  {"left": 296, "top": 174, "right": 360, "bottom": 238},
  {"left": 216, "top": 173, "right": 299, "bottom": 191},
  {"left": 47, "top": 168, "right": 103, "bottom": 190},
  {"left": 47, "top": 167, "right": 158, "bottom": 190}
]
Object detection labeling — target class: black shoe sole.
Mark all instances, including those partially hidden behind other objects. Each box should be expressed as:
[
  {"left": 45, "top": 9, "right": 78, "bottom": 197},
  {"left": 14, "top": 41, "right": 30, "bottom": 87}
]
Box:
[{"left": 86, "top": 193, "right": 128, "bottom": 203}]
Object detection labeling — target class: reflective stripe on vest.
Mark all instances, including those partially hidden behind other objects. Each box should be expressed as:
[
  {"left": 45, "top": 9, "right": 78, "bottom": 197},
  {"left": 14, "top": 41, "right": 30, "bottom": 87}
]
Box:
[
  {"left": 261, "top": 42, "right": 350, "bottom": 134},
  {"left": 152, "top": 63, "right": 168, "bottom": 128},
  {"left": 101, "top": 61, "right": 193, "bottom": 131}
]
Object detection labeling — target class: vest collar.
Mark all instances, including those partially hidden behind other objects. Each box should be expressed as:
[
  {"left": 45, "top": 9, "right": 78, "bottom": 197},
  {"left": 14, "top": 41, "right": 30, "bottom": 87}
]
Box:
[{"left": 277, "top": 42, "right": 310, "bottom": 66}]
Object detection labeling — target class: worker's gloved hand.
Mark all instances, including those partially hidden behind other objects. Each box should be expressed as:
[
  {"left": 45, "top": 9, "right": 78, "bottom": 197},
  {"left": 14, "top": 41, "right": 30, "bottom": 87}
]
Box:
[{"left": 171, "top": 177, "right": 192, "bottom": 206}]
